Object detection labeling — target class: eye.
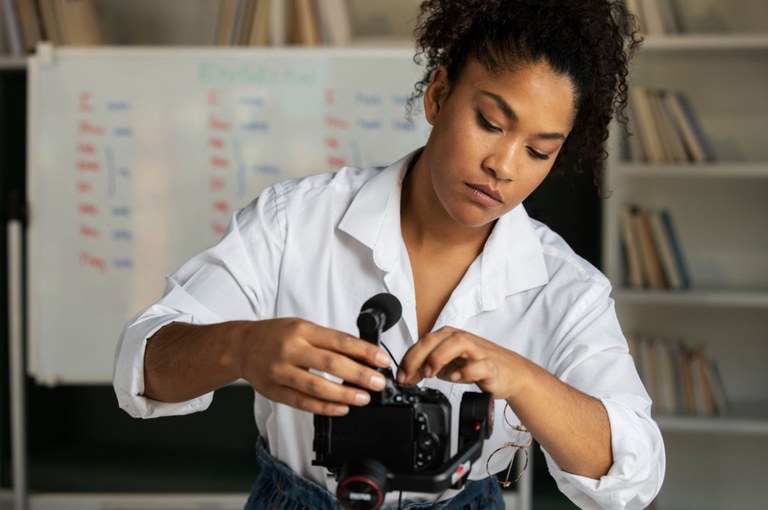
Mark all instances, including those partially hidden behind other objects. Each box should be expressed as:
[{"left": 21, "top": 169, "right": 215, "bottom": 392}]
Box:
[
  {"left": 527, "top": 147, "right": 550, "bottom": 161},
  {"left": 475, "top": 111, "right": 501, "bottom": 133}
]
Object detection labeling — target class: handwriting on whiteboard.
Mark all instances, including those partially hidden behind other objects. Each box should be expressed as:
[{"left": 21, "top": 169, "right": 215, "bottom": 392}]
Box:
[
  {"left": 75, "top": 90, "right": 133, "bottom": 274},
  {"left": 71, "top": 67, "right": 422, "bottom": 274}
]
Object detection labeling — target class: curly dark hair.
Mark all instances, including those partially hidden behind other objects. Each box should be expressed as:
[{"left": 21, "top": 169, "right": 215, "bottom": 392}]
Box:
[{"left": 409, "top": 0, "right": 642, "bottom": 190}]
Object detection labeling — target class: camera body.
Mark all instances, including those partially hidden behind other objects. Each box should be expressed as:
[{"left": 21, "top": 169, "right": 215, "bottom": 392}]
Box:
[
  {"left": 312, "top": 294, "right": 493, "bottom": 510},
  {"left": 314, "top": 367, "right": 451, "bottom": 475}
]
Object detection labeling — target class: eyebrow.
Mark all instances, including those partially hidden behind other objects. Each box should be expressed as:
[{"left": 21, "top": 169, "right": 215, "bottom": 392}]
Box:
[{"left": 479, "top": 90, "right": 567, "bottom": 141}]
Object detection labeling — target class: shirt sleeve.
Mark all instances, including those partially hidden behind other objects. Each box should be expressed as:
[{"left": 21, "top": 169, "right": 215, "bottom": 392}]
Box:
[
  {"left": 113, "top": 185, "right": 285, "bottom": 419},
  {"left": 543, "top": 280, "right": 666, "bottom": 509}
]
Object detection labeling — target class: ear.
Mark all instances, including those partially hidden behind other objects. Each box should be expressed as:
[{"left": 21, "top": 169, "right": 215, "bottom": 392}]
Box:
[{"left": 423, "top": 66, "right": 450, "bottom": 125}]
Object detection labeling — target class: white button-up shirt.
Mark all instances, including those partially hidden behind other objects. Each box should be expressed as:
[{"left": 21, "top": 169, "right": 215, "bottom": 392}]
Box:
[{"left": 114, "top": 150, "right": 664, "bottom": 509}]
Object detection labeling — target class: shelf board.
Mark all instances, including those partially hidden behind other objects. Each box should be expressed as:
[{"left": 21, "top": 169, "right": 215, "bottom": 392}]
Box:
[
  {"left": 657, "top": 403, "right": 768, "bottom": 436},
  {"left": 348, "top": 35, "right": 414, "bottom": 48},
  {"left": 613, "top": 289, "right": 768, "bottom": 308},
  {"left": 657, "top": 415, "right": 768, "bottom": 435},
  {"left": 611, "top": 162, "right": 768, "bottom": 179},
  {"left": 641, "top": 33, "right": 768, "bottom": 51},
  {"left": 0, "top": 56, "right": 27, "bottom": 69}
]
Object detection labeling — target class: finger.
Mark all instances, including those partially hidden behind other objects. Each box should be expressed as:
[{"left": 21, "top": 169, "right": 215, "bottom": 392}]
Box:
[
  {"left": 442, "top": 358, "right": 497, "bottom": 385},
  {"left": 270, "top": 385, "right": 350, "bottom": 416},
  {"left": 419, "top": 333, "right": 485, "bottom": 381},
  {"left": 293, "top": 345, "right": 387, "bottom": 393},
  {"left": 280, "top": 366, "right": 374, "bottom": 407},
  {"left": 398, "top": 328, "right": 457, "bottom": 384},
  {"left": 435, "top": 358, "right": 469, "bottom": 380},
  {"left": 302, "top": 323, "right": 392, "bottom": 369}
]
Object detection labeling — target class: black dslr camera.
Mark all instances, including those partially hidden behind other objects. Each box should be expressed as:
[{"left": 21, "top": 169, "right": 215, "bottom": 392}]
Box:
[{"left": 313, "top": 293, "right": 493, "bottom": 510}]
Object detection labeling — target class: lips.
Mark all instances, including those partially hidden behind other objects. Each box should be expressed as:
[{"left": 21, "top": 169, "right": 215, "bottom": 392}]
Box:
[{"left": 466, "top": 183, "right": 503, "bottom": 203}]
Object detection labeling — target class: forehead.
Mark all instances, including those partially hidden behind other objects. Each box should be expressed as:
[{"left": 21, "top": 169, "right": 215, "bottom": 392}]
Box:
[
  {"left": 455, "top": 59, "right": 577, "bottom": 115},
  {"left": 455, "top": 59, "right": 576, "bottom": 100}
]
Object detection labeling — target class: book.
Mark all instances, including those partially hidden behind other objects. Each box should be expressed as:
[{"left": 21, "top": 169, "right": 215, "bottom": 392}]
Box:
[
  {"left": 659, "top": 208, "right": 691, "bottom": 288},
  {"left": 647, "top": 208, "right": 684, "bottom": 289},
  {"left": 248, "top": 0, "right": 271, "bottom": 46},
  {"left": 621, "top": 206, "right": 644, "bottom": 289},
  {"left": 691, "top": 346, "right": 714, "bottom": 416},
  {"left": 654, "top": 338, "right": 677, "bottom": 414},
  {"left": 667, "top": 339, "right": 687, "bottom": 415},
  {"left": 0, "top": 0, "right": 23, "bottom": 54},
  {"left": 270, "top": 0, "right": 285, "bottom": 45},
  {"left": 237, "top": 0, "right": 258, "bottom": 45},
  {"left": 632, "top": 207, "right": 668, "bottom": 289},
  {"left": 629, "top": 87, "right": 665, "bottom": 163},
  {"left": 639, "top": 0, "right": 665, "bottom": 34},
  {"left": 316, "top": 0, "right": 352, "bottom": 46},
  {"left": 292, "top": 0, "right": 319, "bottom": 45},
  {"left": 674, "top": 90, "right": 716, "bottom": 162},
  {"left": 14, "top": 0, "right": 43, "bottom": 52},
  {"left": 675, "top": 340, "right": 696, "bottom": 415},
  {"left": 35, "top": 0, "right": 61, "bottom": 44},
  {"left": 69, "top": 0, "right": 102, "bottom": 45},
  {"left": 215, "top": 0, "right": 237, "bottom": 46},
  {"left": 651, "top": 89, "right": 688, "bottom": 163},
  {"left": 662, "top": 89, "right": 706, "bottom": 163}
]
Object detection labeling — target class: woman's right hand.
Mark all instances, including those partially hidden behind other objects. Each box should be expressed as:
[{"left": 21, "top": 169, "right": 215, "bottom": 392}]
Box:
[{"left": 236, "top": 318, "right": 391, "bottom": 416}]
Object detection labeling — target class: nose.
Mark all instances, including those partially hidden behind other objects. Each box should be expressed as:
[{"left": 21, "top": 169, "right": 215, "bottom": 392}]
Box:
[{"left": 482, "top": 142, "right": 518, "bottom": 181}]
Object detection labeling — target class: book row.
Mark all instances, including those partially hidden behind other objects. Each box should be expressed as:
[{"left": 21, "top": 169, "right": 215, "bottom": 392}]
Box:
[
  {"left": 627, "top": 335, "right": 729, "bottom": 417},
  {"left": 0, "top": 0, "right": 355, "bottom": 55},
  {"left": 0, "top": 0, "right": 103, "bottom": 55},
  {"left": 620, "top": 205, "right": 691, "bottom": 290},
  {"left": 216, "top": 0, "right": 352, "bottom": 47},
  {"left": 626, "top": 87, "right": 716, "bottom": 164}
]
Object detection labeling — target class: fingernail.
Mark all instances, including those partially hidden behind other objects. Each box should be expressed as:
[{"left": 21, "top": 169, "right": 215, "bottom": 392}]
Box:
[
  {"left": 450, "top": 372, "right": 460, "bottom": 382},
  {"left": 334, "top": 405, "right": 349, "bottom": 416},
  {"left": 422, "top": 366, "right": 432, "bottom": 378},
  {"left": 355, "top": 392, "right": 371, "bottom": 405},
  {"left": 396, "top": 371, "right": 405, "bottom": 384},
  {"left": 376, "top": 351, "right": 391, "bottom": 366},
  {"left": 371, "top": 374, "right": 386, "bottom": 390}
]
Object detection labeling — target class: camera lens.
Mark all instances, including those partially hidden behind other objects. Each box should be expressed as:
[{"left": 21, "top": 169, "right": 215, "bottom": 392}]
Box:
[{"left": 337, "top": 458, "right": 388, "bottom": 510}]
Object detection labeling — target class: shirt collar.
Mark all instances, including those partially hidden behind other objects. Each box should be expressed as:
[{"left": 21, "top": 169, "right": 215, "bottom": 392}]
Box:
[
  {"left": 338, "top": 149, "right": 549, "bottom": 311},
  {"left": 338, "top": 149, "right": 417, "bottom": 272}
]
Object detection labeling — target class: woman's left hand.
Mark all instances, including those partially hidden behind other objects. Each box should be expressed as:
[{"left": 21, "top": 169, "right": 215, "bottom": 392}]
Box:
[{"left": 396, "top": 326, "right": 526, "bottom": 400}]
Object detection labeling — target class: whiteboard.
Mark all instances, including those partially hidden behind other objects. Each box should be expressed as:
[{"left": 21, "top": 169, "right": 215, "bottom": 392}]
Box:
[{"left": 27, "top": 45, "right": 431, "bottom": 384}]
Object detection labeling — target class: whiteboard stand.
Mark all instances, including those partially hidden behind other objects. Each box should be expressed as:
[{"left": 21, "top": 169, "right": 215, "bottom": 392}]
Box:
[{"left": 8, "top": 219, "right": 29, "bottom": 510}]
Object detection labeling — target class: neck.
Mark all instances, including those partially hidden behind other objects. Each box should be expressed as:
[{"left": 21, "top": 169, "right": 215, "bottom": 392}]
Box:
[{"left": 400, "top": 151, "right": 494, "bottom": 256}]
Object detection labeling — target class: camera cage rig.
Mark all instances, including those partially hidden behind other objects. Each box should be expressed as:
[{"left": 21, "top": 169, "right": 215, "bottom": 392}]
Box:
[{"left": 312, "top": 293, "right": 494, "bottom": 510}]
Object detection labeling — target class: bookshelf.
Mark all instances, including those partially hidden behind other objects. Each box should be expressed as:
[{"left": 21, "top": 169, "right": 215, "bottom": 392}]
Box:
[{"left": 604, "top": 1, "right": 768, "bottom": 509}]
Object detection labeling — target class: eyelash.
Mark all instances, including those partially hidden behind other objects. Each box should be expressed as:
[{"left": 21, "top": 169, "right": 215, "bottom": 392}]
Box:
[
  {"left": 476, "top": 111, "right": 500, "bottom": 133},
  {"left": 475, "top": 111, "right": 551, "bottom": 161}
]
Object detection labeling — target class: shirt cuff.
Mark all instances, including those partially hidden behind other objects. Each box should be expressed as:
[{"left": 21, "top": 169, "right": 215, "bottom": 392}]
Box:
[
  {"left": 113, "top": 312, "right": 214, "bottom": 419},
  {"left": 543, "top": 395, "right": 665, "bottom": 509}
]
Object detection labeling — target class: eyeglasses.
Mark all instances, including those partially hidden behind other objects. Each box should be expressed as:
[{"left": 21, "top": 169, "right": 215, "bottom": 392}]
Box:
[{"left": 485, "top": 403, "right": 532, "bottom": 488}]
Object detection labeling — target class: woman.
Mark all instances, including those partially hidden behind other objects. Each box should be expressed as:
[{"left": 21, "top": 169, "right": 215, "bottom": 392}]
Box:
[{"left": 114, "top": 1, "right": 664, "bottom": 508}]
